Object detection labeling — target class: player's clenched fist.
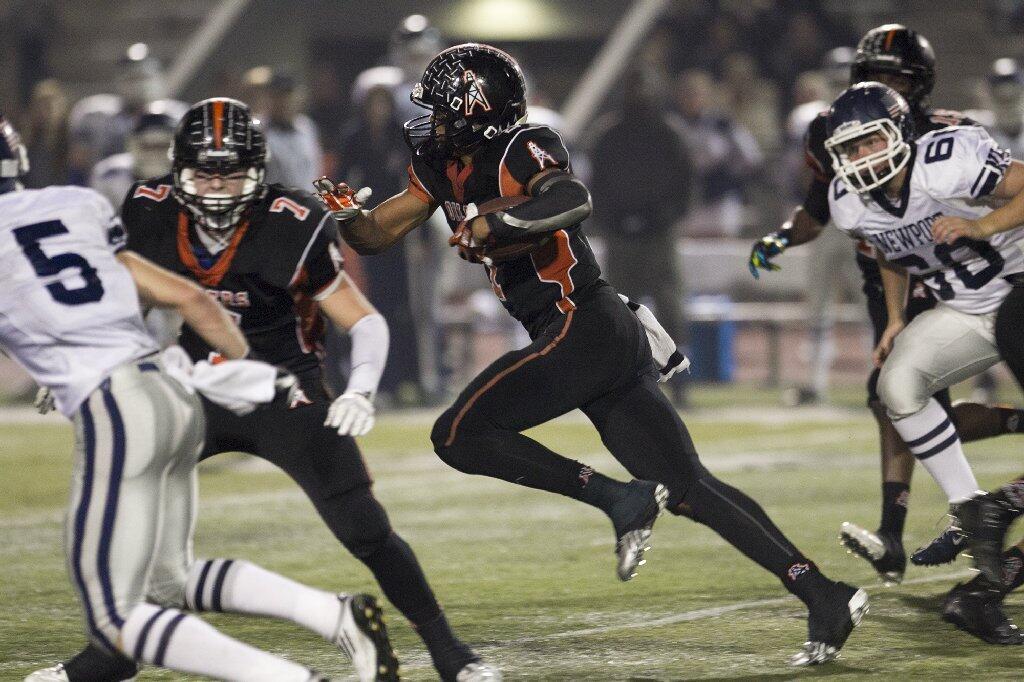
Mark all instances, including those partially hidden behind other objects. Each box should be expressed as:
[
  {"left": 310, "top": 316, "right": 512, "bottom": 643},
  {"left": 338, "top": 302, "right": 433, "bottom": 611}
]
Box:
[{"left": 313, "top": 177, "right": 372, "bottom": 222}]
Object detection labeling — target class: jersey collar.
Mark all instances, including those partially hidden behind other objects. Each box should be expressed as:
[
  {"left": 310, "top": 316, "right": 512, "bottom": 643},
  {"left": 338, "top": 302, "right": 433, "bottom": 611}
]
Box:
[
  {"left": 868, "top": 141, "right": 917, "bottom": 219},
  {"left": 177, "top": 211, "right": 251, "bottom": 287}
]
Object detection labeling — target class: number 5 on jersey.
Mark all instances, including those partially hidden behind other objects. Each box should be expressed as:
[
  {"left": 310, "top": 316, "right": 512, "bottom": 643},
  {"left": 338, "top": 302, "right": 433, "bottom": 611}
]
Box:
[{"left": 14, "top": 220, "right": 105, "bottom": 305}]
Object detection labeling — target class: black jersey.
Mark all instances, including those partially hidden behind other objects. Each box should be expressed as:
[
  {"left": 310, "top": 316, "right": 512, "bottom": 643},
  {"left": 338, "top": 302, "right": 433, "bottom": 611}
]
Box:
[
  {"left": 123, "top": 176, "right": 344, "bottom": 389},
  {"left": 407, "top": 123, "right": 601, "bottom": 336}
]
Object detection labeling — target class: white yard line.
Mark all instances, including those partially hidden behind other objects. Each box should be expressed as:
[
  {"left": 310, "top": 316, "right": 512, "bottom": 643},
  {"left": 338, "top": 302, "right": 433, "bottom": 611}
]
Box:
[{"left": 515, "top": 569, "right": 971, "bottom": 643}]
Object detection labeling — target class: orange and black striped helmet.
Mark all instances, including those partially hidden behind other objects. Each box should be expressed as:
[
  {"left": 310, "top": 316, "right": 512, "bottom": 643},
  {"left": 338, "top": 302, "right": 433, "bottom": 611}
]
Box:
[
  {"left": 171, "top": 98, "right": 267, "bottom": 231},
  {"left": 851, "top": 24, "right": 935, "bottom": 108}
]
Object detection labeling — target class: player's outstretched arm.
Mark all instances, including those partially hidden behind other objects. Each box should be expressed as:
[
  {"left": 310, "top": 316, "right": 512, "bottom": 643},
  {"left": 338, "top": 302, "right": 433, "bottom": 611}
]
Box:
[
  {"left": 318, "top": 273, "right": 388, "bottom": 436},
  {"left": 315, "top": 177, "right": 433, "bottom": 255},
  {"left": 748, "top": 207, "right": 825, "bottom": 278},
  {"left": 872, "top": 251, "right": 909, "bottom": 368},
  {"left": 934, "top": 160, "right": 1024, "bottom": 242},
  {"left": 116, "top": 250, "right": 249, "bottom": 360}
]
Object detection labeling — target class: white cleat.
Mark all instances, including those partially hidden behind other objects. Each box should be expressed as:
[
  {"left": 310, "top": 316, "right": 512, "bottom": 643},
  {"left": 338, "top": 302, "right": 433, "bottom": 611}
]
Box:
[
  {"left": 25, "top": 665, "right": 69, "bottom": 682},
  {"left": 456, "top": 661, "right": 503, "bottom": 681},
  {"left": 333, "top": 594, "right": 400, "bottom": 681}
]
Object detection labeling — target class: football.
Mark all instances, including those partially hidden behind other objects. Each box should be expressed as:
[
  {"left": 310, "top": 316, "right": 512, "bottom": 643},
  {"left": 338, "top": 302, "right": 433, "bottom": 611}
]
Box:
[{"left": 476, "top": 195, "right": 550, "bottom": 263}]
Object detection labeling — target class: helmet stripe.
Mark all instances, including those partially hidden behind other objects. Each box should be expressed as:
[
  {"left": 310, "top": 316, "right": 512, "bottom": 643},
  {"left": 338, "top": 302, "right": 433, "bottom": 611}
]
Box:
[
  {"left": 212, "top": 99, "right": 224, "bottom": 150},
  {"left": 884, "top": 28, "right": 896, "bottom": 51}
]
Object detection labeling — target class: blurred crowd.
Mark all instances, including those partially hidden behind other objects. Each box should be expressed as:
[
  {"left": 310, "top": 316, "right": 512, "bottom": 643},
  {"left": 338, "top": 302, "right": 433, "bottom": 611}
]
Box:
[{"left": 7, "top": 3, "right": 1024, "bottom": 407}]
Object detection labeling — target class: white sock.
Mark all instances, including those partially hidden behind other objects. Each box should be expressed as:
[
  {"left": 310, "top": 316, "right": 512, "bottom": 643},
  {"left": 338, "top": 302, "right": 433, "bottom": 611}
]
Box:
[
  {"left": 186, "top": 558, "right": 342, "bottom": 641},
  {"left": 891, "top": 398, "right": 979, "bottom": 502},
  {"left": 121, "top": 602, "right": 314, "bottom": 682}
]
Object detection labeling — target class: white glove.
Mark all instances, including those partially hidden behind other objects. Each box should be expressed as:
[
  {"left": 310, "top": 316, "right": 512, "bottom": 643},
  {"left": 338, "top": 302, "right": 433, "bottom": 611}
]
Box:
[
  {"left": 34, "top": 386, "right": 55, "bottom": 415},
  {"left": 618, "top": 294, "right": 691, "bottom": 383},
  {"left": 325, "top": 391, "right": 376, "bottom": 436}
]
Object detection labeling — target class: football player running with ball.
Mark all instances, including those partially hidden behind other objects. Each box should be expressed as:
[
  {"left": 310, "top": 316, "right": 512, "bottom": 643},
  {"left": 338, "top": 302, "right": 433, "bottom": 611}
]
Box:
[
  {"left": 824, "top": 82, "right": 1024, "bottom": 644},
  {"left": 317, "top": 43, "right": 868, "bottom": 666}
]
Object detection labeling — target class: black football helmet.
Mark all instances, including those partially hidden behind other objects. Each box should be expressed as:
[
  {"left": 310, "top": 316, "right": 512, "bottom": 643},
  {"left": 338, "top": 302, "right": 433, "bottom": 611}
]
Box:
[
  {"left": 825, "top": 82, "right": 914, "bottom": 194},
  {"left": 851, "top": 24, "right": 935, "bottom": 108},
  {"left": 0, "top": 114, "right": 29, "bottom": 194},
  {"left": 171, "top": 97, "right": 267, "bottom": 232},
  {"left": 404, "top": 43, "right": 527, "bottom": 160}
]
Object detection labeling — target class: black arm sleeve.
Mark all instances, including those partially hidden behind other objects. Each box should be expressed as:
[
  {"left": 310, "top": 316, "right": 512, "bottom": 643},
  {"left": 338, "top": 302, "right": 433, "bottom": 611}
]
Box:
[
  {"left": 486, "top": 171, "right": 593, "bottom": 242},
  {"left": 802, "top": 176, "right": 831, "bottom": 225}
]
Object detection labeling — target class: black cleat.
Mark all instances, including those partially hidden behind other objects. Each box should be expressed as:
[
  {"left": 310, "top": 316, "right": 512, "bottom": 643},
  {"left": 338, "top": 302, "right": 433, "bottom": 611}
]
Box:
[
  {"left": 789, "top": 582, "right": 869, "bottom": 666},
  {"left": 942, "top": 581, "right": 1024, "bottom": 645},
  {"left": 611, "top": 480, "right": 668, "bottom": 581},
  {"left": 911, "top": 525, "right": 967, "bottom": 566},
  {"left": 955, "top": 493, "right": 1021, "bottom": 586},
  {"left": 839, "top": 522, "right": 906, "bottom": 583}
]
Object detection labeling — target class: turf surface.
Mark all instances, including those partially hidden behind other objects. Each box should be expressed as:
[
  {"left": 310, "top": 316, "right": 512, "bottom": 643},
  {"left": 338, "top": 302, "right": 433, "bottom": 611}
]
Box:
[{"left": 3, "top": 394, "right": 1024, "bottom": 680}]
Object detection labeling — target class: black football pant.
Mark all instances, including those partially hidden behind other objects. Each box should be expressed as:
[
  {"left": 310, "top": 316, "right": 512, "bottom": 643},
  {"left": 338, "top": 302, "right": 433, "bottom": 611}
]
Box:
[
  {"left": 197, "top": 393, "right": 443, "bottom": 626},
  {"left": 996, "top": 281, "right": 1024, "bottom": 393},
  {"left": 432, "top": 282, "right": 829, "bottom": 597}
]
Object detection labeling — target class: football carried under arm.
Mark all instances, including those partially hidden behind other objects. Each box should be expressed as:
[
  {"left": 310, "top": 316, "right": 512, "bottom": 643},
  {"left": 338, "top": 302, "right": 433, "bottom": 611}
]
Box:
[
  {"left": 116, "top": 250, "right": 249, "bottom": 360},
  {"left": 314, "top": 177, "right": 432, "bottom": 255},
  {"left": 318, "top": 273, "right": 389, "bottom": 436},
  {"left": 469, "top": 168, "right": 592, "bottom": 244}
]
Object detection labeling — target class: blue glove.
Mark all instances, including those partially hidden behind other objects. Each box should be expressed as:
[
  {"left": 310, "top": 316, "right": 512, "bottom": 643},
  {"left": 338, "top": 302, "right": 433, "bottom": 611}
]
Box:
[{"left": 748, "top": 233, "right": 789, "bottom": 279}]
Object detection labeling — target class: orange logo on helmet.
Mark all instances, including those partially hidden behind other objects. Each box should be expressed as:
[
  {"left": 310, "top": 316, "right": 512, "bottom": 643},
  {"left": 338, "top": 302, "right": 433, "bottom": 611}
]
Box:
[{"left": 463, "top": 70, "right": 492, "bottom": 116}]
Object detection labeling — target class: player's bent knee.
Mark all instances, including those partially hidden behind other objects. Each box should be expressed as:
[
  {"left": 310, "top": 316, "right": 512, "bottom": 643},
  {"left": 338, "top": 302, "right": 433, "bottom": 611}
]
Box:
[
  {"left": 430, "top": 409, "right": 456, "bottom": 454},
  {"left": 323, "top": 484, "right": 394, "bottom": 559},
  {"left": 146, "top": 576, "right": 188, "bottom": 609},
  {"left": 876, "top": 364, "right": 928, "bottom": 419}
]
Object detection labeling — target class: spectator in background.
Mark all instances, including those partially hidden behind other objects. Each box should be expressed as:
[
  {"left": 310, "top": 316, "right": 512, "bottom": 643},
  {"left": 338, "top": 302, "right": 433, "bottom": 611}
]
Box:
[
  {"left": 350, "top": 15, "right": 448, "bottom": 400},
  {"left": 67, "top": 44, "right": 186, "bottom": 184},
  {"left": 245, "top": 67, "right": 323, "bottom": 188},
  {"left": 337, "top": 84, "right": 424, "bottom": 406},
  {"left": 306, "top": 62, "right": 347, "bottom": 179},
  {"left": 590, "top": 68, "right": 692, "bottom": 404},
  {"left": 982, "top": 58, "right": 1024, "bottom": 157},
  {"left": 673, "top": 68, "right": 762, "bottom": 236},
  {"left": 720, "top": 51, "right": 780, "bottom": 158},
  {"left": 89, "top": 106, "right": 177, "bottom": 209},
  {"left": 781, "top": 52, "right": 862, "bottom": 406},
  {"left": 20, "top": 78, "right": 69, "bottom": 187},
  {"left": 763, "top": 11, "right": 830, "bottom": 115}
]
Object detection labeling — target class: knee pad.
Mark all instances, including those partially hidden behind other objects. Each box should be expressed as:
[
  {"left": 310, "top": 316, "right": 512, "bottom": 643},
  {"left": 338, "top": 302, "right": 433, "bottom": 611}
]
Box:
[
  {"left": 877, "top": 362, "right": 929, "bottom": 419},
  {"left": 323, "top": 484, "right": 394, "bottom": 559},
  {"left": 145, "top": 573, "right": 188, "bottom": 609}
]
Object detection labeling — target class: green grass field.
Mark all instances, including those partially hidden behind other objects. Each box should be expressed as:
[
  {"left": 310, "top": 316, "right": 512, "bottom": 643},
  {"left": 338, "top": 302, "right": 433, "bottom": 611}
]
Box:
[{"left": 4, "top": 389, "right": 1024, "bottom": 680}]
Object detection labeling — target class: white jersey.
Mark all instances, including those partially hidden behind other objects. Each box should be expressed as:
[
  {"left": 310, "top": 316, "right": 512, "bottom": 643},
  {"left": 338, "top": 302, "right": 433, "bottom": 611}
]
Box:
[
  {"left": 830, "top": 126, "right": 1024, "bottom": 314},
  {"left": 0, "top": 186, "right": 157, "bottom": 415}
]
